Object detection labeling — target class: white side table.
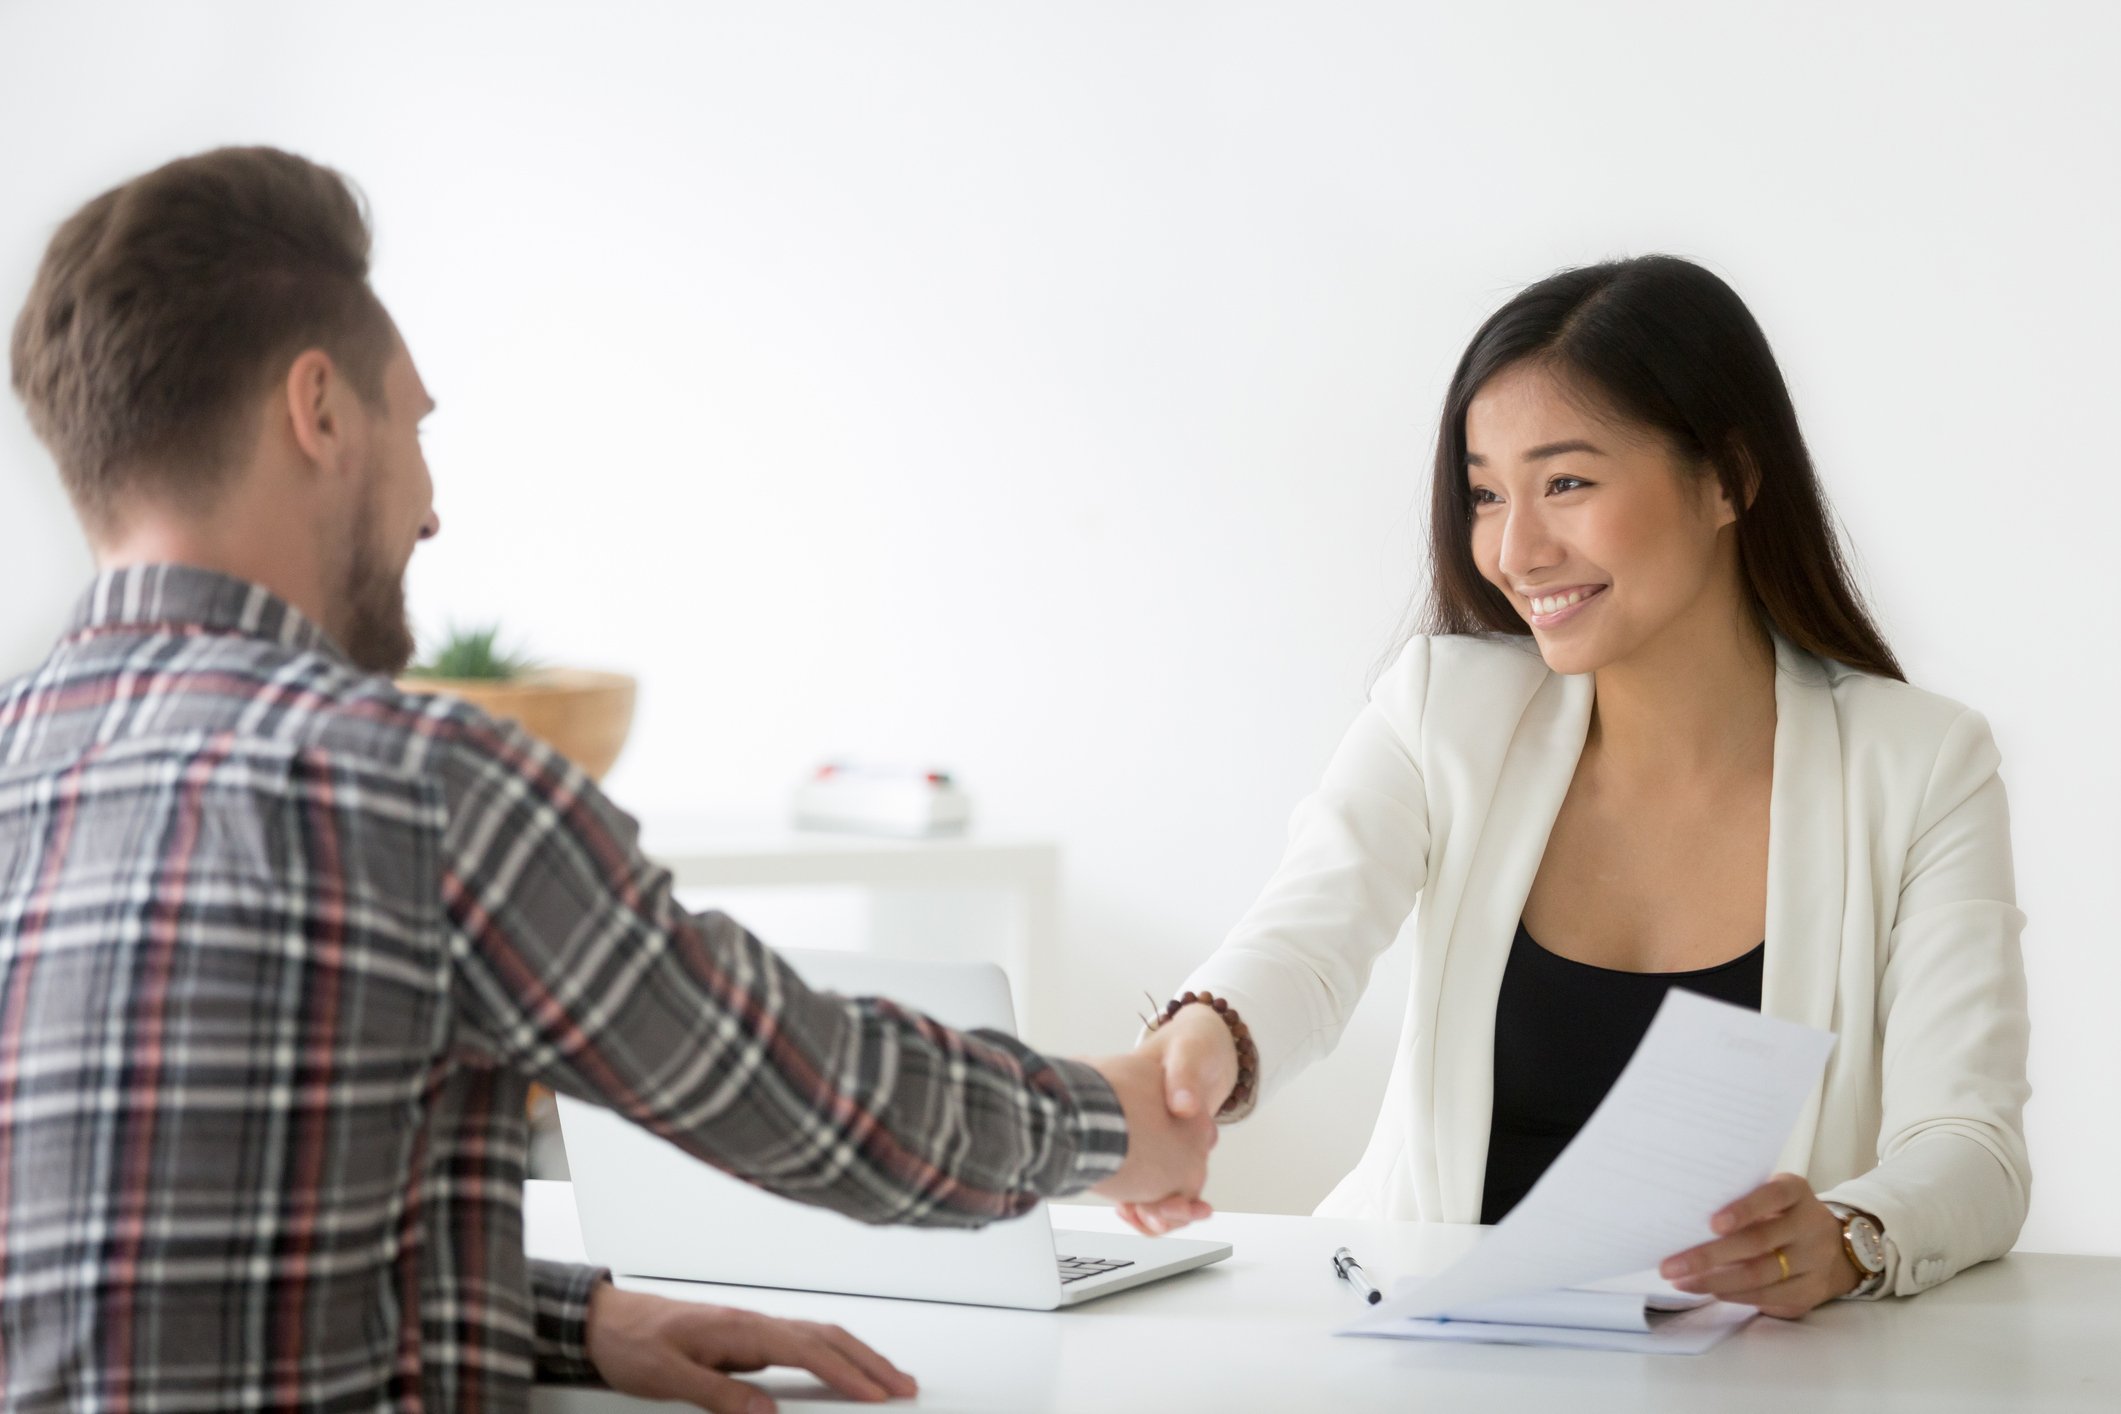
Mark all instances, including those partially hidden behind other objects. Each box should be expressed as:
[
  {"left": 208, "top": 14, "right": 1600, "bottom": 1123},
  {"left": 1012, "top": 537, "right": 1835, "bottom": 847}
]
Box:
[{"left": 636, "top": 816, "right": 1063, "bottom": 1044}]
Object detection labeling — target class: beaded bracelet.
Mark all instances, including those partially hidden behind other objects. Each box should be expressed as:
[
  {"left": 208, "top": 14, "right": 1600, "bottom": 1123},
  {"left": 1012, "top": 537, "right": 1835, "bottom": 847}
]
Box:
[{"left": 1144, "top": 990, "right": 1258, "bottom": 1120}]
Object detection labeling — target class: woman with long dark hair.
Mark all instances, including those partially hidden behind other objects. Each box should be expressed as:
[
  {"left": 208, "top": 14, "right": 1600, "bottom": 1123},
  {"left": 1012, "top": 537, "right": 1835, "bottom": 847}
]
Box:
[{"left": 1125, "top": 256, "right": 2028, "bottom": 1315}]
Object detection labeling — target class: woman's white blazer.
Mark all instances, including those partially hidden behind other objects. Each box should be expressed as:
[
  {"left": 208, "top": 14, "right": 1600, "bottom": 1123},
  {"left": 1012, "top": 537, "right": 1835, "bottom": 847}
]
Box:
[{"left": 1178, "top": 632, "right": 2030, "bottom": 1297}]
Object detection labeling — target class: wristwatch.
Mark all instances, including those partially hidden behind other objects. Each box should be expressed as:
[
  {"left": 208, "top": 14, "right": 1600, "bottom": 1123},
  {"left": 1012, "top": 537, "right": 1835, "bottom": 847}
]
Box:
[{"left": 1824, "top": 1201, "right": 1888, "bottom": 1298}]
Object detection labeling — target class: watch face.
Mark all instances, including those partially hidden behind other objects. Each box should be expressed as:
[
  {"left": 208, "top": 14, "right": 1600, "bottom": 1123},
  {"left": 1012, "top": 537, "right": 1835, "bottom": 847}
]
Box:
[{"left": 1848, "top": 1217, "right": 1887, "bottom": 1273}]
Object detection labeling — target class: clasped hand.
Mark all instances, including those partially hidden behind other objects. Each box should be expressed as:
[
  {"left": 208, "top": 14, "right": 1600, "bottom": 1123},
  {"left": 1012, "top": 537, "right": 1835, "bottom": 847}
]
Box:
[{"left": 1088, "top": 1003, "right": 1241, "bottom": 1236}]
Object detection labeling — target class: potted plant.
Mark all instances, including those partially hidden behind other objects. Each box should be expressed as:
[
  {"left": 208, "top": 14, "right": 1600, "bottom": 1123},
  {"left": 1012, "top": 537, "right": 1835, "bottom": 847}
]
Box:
[{"left": 399, "top": 624, "right": 637, "bottom": 783}]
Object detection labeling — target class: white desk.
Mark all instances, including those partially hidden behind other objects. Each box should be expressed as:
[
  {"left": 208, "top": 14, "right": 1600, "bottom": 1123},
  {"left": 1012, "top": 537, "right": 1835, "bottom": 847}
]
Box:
[{"left": 524, "top": 1181, "right": 2120, "bottom": 1413}]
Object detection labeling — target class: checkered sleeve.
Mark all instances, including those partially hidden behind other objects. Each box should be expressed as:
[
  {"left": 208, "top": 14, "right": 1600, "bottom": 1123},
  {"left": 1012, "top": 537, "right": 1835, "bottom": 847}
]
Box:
[
  {"left": 530, "top": 1260, "right": 609, "bottom": 1384},
  {"left": 435, "top": 714, "right": 1127, "bottom": 1227}
]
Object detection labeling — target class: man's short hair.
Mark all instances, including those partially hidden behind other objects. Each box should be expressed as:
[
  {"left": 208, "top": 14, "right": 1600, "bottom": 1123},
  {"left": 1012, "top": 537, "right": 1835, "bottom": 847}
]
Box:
[{"left": 9, "top": 146, "right": 394, "bottom": 534}]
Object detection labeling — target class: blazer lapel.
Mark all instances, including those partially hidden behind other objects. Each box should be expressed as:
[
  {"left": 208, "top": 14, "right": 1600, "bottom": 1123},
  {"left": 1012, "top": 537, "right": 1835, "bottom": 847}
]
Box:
[
  {"left": 1762, "top": 634, "right": 1846, "bottom": 1175},
  {"left": 1430, "top": 665, "right": 1595, "bottom": 1222}
]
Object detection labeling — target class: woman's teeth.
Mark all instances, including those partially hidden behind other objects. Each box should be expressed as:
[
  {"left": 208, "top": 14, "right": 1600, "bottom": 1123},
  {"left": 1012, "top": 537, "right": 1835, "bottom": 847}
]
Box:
[{"left": 1531, "top": 589, "right": 1598, "bottom": 616}]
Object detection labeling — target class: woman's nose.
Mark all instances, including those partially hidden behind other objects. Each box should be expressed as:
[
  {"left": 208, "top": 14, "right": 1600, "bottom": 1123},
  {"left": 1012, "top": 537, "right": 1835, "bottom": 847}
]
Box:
[{"left": 1497, "top": 504, "right": 1561, "bottom": 580}]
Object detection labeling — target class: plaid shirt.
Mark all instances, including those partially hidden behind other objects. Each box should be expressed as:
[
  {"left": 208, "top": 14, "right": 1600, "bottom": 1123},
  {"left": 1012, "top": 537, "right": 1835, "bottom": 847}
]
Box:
[{"left": 0, "top": 564, "right": 1126, "bottom": 1413}]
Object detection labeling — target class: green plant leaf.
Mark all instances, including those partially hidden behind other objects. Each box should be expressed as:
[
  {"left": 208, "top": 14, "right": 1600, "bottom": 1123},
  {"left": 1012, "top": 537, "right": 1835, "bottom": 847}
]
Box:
[{"left": 406, "top": 623, "right": 535, "bottom": 681}]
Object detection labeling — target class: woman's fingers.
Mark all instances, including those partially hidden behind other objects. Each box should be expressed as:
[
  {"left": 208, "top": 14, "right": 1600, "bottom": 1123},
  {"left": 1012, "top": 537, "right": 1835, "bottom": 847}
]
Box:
[
  {"left": 1665, "top": 1172, "right": 1816, "bottom": 1277},
  {"left": 1709, "top": 1172, "right": 1811, "bottom": 1236},
  {"left": 1662, "top": 1205, "right": 1806, "bottom": 1283},
  {"left": 1666, "top": 1212, "right": 1810, "bottom": 1296},
  {"left": 1664, "top": 1195, "right": 1854, "bottom": 1316},
  {"left": 1715, "top": 1262, "right": 1837, "bottom": 1317}
]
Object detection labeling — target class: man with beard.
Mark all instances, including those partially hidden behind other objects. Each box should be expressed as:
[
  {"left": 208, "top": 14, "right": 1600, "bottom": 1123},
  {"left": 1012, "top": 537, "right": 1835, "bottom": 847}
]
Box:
[{"left": 0, "top": 147, "right": 1219, "bottom": 1413}]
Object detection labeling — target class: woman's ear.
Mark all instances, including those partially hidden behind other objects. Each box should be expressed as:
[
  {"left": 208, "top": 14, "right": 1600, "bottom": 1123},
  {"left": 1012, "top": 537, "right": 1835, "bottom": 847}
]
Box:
[{"left": 1712, "top": 439, "right": 1762, "bottom": 526}]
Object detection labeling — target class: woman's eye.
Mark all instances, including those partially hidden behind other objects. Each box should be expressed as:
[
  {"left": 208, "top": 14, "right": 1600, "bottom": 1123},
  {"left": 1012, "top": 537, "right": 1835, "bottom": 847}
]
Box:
[
  {"left": 1548, "top": 476, "right": 1588, "bottom": 494},
  {"left": 1469, "top": 486, "right": 1500, "bottom": 506}
]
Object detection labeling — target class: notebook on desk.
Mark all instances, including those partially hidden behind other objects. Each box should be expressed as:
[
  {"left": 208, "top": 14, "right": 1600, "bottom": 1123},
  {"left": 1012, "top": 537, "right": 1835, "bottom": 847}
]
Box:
[
  {"left": 558, "top": 948, "right": 1231, "bottom": 1311},
  {"left": 1344, "top": 1274, "right": 1753, "bottom": 1354}
]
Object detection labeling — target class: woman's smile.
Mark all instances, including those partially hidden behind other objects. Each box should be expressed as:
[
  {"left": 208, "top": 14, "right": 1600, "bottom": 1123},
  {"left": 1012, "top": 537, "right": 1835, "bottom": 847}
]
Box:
[{"left": 1524, "top": 583, "right": 1608, "bottom": 628}]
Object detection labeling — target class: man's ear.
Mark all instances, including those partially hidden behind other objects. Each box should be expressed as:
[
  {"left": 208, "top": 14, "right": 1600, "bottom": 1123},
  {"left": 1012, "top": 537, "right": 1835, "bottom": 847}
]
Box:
[{"left": 282, "top": 349, "right": 347, "bottom": 470}]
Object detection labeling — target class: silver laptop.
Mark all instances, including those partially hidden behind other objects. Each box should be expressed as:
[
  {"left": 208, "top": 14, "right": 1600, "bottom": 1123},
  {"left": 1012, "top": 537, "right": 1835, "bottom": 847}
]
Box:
[{"left": 558, "top": 948, "right": 1231, "bottom": 1310}]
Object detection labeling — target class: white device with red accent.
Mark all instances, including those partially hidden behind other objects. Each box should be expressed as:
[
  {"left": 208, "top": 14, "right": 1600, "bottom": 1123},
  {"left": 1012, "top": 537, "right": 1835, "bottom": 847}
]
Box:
[{"left": 791, "top": 761, "right": 972, "bottom": 836}]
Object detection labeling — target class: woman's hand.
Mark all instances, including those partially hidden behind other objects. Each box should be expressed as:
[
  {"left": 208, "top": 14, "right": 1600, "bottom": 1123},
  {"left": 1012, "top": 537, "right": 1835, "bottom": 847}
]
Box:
[
  {"left": 1111, "top": 1004, "right": 1239, "bottom": 1238},
  {"left": 586, "top": 1281, "right": 918, "bottom": 1412},
  {"left": 1659, "top": 1172, "right": 1861, "bottom": 1318}
]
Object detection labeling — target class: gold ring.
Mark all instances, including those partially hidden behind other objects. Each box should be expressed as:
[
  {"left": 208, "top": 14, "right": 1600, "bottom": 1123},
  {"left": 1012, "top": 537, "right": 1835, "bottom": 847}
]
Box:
[{"left": 1774, "top": 1248, "right": 1792, "bottom": 1281}]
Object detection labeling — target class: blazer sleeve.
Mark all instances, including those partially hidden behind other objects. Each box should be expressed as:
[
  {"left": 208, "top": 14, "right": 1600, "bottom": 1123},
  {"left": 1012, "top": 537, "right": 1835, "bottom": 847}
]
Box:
[
  {"left": 1819, "top": 707, "right": 2033, "bottom": 1296},
  {"left": 1172, "top": 638, "right": 1434, "bottom": 1107}
]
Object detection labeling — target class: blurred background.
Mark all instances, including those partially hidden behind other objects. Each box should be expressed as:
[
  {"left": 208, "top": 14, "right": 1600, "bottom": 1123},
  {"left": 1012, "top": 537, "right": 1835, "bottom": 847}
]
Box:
[{"left": 4, "top": 0, "right": 2115, "bottom": 1253}]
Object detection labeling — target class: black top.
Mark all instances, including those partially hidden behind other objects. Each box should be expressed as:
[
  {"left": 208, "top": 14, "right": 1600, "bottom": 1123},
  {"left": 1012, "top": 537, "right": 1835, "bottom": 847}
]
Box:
[{"left": 1480, "top": 919, "right": 1765, "bottom": 1225}]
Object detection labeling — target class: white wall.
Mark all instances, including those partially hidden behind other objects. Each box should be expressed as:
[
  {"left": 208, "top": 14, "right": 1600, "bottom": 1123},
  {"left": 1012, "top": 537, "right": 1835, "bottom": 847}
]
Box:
[{"left": 4, "top": 1, "right": 2116, "bottom": 1254}]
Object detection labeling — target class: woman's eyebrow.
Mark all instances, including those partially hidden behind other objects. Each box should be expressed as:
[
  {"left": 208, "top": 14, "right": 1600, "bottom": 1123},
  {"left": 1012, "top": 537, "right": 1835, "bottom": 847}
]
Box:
[{"left": 1465, "top": 439, "right": 1606, "bottom": 468}]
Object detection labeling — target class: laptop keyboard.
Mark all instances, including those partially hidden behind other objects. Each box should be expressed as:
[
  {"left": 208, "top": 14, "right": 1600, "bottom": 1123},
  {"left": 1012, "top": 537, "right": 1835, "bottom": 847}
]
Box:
[{"left": 1056, "top": 1254, "right": 1136, "bottom": 1285}]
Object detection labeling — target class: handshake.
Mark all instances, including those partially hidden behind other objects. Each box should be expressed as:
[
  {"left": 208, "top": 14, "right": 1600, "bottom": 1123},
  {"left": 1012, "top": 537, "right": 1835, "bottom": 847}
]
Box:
[{"left": 1083, "top": 1002, "right": 1245, "bottom": 1238}]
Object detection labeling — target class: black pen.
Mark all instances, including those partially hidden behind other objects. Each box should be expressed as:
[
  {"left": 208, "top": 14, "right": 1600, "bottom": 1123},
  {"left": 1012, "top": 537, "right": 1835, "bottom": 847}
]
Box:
[{"left": 1332, "top": 1246, "right": 1382, "bottom": 1304}]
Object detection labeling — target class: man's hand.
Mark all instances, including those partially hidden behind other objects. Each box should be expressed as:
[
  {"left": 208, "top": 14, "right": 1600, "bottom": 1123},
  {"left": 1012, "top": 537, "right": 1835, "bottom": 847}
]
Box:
[
  {"left": 1084, "top": 1047, "right": 1218, "bottom": 1222},
  {"left": 585, "top": 1281, "right": 917, "bottom": 1413},
  {"left": 1107, "top": 1004, "right": 1238, "bottom": 1237}
]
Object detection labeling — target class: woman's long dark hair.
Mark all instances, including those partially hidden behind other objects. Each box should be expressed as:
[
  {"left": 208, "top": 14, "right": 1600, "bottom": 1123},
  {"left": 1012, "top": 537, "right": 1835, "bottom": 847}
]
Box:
[{"left": 1417, "top": 255, "right": 1903, "bottom": 682}]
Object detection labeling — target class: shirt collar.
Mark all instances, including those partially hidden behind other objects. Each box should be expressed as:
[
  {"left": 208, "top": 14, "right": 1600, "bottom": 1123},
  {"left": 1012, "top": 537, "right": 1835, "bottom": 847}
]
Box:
[{"left": 66, "top": 563, "right": 348, "bottom": 665}]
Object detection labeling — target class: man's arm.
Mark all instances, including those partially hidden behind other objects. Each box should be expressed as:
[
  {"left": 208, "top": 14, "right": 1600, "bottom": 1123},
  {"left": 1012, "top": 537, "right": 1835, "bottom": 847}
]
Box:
[
  {"left": 435, "top": 713, "right": 1204, "bottom": 1226},
  {"left": 529, "top": 1260, "right": 607, "bottom": 1384}
]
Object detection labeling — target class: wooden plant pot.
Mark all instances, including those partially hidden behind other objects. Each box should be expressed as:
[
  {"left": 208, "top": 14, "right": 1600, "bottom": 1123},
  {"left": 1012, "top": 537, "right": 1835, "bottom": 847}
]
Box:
[{"left": 399, "top": 668, "right": 637, "bottom": 782}]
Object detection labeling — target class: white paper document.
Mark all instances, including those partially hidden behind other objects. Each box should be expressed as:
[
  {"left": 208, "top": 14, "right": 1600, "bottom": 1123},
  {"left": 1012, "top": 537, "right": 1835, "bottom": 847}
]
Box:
[
  {"left": 1346, "top": 1275, "right": 1756, "bottom": 1354},
  {"left": 1440, "top": 1273, "right": 1714, "bottom": 1331},
  {"left": 1340, "top": 989, "right": 1834, "bottom": 1351}
]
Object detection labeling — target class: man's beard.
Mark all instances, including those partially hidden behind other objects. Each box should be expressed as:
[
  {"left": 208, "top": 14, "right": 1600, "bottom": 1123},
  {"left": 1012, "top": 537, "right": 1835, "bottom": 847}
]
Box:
[{"left": 336, "top": 491, "right": 417, "bottom": 676}]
